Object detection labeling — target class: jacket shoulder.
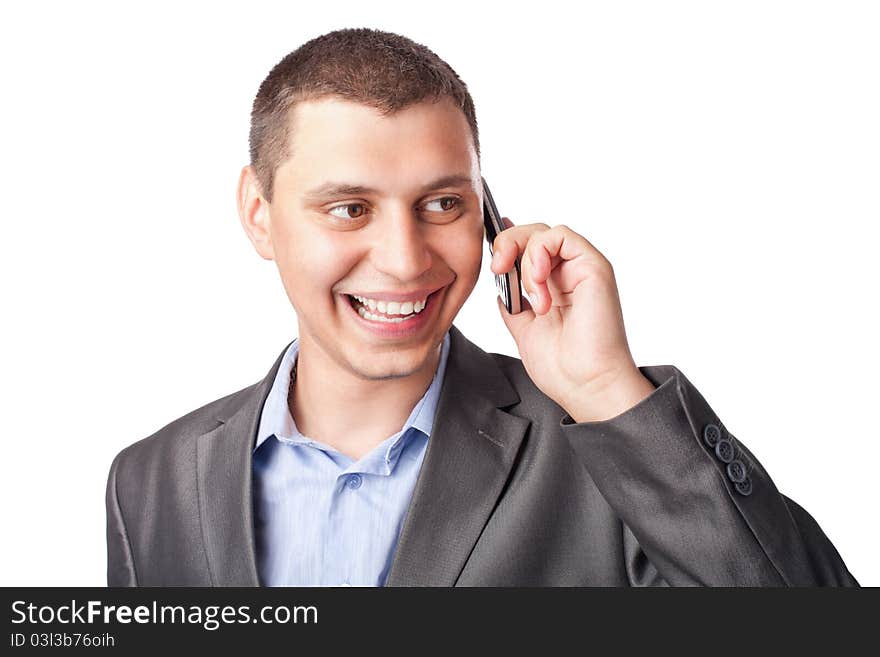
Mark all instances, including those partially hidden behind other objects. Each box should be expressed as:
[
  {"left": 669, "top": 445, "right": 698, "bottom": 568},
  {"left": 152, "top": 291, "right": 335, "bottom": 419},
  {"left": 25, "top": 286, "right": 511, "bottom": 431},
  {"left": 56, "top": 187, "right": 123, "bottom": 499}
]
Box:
[
  {"left": 488, "top": 351, "right": 533, "bottom": 393},
  {"left": 487, "top": 351, "right": 570, "bottom": 420},
  {"left": 485, "top": 351, "right": 681, "bottom": 422},
  {"left": 108, "top": 379, "right": 260, "bottom": 477}
]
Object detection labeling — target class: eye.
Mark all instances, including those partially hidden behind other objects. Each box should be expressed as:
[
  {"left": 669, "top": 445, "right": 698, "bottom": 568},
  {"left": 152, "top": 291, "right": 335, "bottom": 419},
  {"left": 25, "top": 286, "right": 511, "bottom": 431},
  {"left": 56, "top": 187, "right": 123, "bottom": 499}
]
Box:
[
  {"left": 328, "top": 203, "right": 368, "bottom": 220},
  {"left": 423, "top": 196, "right": 461, "bottom": 213}
]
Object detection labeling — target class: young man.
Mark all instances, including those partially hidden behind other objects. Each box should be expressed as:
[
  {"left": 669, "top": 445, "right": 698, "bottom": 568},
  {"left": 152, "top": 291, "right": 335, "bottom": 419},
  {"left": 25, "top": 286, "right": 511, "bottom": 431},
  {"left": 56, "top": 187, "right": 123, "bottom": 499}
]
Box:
[{"left": 106, "top": 28, "right": 858, "bottom": 586}]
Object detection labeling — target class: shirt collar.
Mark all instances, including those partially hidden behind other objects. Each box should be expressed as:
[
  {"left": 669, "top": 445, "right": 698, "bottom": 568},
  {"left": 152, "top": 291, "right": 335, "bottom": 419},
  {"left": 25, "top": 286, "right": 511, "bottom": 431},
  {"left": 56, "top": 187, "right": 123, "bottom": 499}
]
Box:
[{"left": 254, "top": 330, "right": 452, "bottom": 462}]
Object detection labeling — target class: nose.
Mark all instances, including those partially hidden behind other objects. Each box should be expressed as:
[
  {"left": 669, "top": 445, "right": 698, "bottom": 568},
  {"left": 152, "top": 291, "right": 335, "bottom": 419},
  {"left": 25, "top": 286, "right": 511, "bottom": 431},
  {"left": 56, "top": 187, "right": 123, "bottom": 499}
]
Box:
[{"left": 370, "top": 204, "right": 433, "bottom": 281}]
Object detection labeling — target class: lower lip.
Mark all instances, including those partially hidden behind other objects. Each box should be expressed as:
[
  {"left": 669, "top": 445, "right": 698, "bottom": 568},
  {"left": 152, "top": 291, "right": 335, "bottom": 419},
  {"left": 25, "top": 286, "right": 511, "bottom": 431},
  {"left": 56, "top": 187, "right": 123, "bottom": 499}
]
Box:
[{"left": 343, "top": 288, "right": 445, "bottom": 339}]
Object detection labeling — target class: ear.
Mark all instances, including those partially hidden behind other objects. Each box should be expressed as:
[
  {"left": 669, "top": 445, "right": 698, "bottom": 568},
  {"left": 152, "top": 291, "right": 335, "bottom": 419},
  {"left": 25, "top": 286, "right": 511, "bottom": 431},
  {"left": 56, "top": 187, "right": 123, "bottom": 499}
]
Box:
[{"left": 237, "top": 165, "right": 275, "bottom": 261}]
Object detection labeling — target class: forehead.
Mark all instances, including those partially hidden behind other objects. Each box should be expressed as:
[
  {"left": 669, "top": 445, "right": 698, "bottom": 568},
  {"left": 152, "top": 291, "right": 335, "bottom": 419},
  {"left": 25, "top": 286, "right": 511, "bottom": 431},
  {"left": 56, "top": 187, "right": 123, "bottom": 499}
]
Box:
[{"left": 277, "top": 96, "right": 478, "bottom": 190}]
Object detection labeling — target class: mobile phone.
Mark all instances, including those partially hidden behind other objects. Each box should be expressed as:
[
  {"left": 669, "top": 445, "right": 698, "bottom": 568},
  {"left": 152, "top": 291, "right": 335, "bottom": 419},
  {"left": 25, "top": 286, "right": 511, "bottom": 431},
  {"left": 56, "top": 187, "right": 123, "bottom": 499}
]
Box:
[{"left": 482, "top": 177, "right": 523, "bottom": 314}]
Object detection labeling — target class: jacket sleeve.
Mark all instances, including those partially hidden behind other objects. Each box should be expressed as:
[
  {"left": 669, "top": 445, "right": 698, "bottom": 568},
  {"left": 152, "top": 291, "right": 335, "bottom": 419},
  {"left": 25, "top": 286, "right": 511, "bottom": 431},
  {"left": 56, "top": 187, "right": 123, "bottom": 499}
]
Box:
[
  {"left": 559, "top": 364, "right": 859, "bottom": 586},
  {"left": 105, "top": 449, "right": 139, "bottom": 587}
]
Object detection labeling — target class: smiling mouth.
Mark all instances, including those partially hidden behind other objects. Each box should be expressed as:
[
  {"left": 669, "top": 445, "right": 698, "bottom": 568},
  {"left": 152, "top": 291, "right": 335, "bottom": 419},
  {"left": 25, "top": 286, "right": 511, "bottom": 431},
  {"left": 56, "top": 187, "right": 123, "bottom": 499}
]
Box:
[{"left": 344, "top": 288, "right": 443, "bottom": 322}]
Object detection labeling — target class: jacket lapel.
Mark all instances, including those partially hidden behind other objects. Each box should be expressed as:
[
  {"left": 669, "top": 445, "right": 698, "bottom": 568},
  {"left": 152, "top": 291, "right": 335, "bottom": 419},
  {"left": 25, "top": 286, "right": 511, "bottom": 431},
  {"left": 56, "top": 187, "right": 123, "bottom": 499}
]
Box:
[
  {"left": 197, "top": 342, "right": 290, "bottom": 587},
  {"left": 385, "top": 326, "right": 530, "bottom": 586},
  {"left": 197, "top": 325, "right": 529, "bottom": 587}
]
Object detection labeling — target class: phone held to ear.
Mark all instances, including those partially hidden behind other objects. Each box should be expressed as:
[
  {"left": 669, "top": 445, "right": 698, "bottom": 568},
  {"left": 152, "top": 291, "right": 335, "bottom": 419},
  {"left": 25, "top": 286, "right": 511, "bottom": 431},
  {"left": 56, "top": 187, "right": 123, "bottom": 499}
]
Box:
[{"left": 482, "top": 177, "right": 523, "bottom": 314}]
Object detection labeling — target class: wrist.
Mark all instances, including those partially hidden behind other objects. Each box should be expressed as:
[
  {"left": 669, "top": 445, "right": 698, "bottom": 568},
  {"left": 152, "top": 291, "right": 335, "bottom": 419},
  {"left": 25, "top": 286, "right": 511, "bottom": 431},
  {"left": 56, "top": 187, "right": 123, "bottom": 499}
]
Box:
[{"left": 563, "top": 366, "right": 656, "bottom": 423}]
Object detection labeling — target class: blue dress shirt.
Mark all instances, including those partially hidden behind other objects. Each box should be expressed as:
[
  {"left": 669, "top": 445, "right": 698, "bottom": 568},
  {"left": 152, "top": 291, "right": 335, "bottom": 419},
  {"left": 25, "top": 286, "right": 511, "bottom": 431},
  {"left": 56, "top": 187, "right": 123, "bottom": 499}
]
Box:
[{"left": 252, "top": 330, "right": 451, "bottom": 587}]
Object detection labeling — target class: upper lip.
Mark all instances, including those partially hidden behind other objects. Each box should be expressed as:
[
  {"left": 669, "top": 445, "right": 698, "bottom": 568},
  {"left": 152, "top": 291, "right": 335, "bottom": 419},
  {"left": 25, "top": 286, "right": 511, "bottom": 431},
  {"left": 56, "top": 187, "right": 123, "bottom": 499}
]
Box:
[{"left": 344, "top": 285, "right": 446, "bottom": 302}]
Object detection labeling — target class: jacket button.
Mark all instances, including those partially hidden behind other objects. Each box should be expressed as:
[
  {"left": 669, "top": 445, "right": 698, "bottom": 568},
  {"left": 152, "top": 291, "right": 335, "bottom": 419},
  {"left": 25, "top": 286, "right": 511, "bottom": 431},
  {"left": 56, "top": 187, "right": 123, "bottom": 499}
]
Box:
[
  {"left": 715, "top": 438, "right": 734, "bottom": 463},
  {"left": 735, "top": 477, "right": 753, "bottom": 496},
  {"left": 703, "top": 423, "right": 722, "bottom": 448},
  {"left": 726, "top": 459, "right": 747, "bottom": 483}
]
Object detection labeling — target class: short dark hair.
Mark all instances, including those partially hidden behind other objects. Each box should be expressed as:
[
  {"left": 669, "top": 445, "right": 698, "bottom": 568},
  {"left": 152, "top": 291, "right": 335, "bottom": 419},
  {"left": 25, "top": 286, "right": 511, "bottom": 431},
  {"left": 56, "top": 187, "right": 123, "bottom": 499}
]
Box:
[{"left": 248, "top": 28, "right": 481, "bottom": 202}]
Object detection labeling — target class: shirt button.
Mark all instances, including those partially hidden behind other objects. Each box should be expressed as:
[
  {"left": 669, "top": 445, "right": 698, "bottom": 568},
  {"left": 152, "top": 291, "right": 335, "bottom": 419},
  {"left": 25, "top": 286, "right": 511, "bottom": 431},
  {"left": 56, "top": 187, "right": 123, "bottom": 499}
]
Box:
[{"left": 347, "top": 474, "right": 363, "bottom": 490}]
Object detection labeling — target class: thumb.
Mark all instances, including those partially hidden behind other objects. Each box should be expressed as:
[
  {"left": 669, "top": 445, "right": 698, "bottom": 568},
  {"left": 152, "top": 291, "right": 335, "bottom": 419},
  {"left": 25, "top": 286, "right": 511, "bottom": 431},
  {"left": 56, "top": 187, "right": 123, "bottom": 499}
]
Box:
[{"left": 496, "top": 294, "right": 535, "bottom": 343}]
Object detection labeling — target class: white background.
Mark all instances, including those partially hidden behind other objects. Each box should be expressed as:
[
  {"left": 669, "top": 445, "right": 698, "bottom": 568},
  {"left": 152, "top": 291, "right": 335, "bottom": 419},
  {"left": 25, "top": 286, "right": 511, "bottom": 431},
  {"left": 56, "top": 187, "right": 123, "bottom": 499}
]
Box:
[{"left": 1, "top": 1, "right": 876, "bottom": 586}]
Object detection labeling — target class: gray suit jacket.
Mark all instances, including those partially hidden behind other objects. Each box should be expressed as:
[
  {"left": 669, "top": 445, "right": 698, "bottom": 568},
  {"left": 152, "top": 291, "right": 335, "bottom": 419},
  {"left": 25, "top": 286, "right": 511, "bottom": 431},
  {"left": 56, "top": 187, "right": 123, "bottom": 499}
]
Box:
[{"left": 106, "top": 324, "right": 859, "bottom": 586}]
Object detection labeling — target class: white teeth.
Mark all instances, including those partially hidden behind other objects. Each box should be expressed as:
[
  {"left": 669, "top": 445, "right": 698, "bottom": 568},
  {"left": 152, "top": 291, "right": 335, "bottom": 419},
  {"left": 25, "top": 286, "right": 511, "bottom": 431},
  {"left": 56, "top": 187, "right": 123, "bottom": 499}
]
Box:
[
  {"left": 350, "top": 293, "right": 430, "bottom": 316},
  {"left": 358, "top": 306, "right": 408, "bottom": 324},
  {"left": 357, "top": 305, "right": 411, "bottom": 323}
]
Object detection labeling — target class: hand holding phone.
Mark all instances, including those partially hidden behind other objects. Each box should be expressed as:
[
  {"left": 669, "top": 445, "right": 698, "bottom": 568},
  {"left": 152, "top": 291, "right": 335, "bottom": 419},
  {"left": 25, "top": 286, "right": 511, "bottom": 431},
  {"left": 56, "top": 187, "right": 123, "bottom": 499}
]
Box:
[{"left": 482, "top": 177, "right": 523, "bottom": 314}]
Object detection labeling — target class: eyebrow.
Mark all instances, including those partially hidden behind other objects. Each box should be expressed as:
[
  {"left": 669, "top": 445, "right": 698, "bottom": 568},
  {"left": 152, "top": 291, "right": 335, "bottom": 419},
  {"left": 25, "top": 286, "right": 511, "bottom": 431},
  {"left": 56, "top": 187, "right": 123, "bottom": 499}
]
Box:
[{"left": 302, "top": 173, "right": 474, "bottom": 200}]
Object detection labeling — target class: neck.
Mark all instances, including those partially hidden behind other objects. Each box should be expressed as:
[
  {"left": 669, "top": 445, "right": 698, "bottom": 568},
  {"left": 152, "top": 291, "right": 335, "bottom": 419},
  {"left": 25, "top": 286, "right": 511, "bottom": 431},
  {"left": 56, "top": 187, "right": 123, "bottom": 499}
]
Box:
[{"left": 289, "top": 334, "right": 443, "bottom": 461}]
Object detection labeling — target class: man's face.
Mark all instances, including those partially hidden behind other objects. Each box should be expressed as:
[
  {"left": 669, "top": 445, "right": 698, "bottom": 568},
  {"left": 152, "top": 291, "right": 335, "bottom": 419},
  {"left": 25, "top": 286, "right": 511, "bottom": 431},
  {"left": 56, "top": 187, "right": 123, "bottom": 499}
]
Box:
[{"left": 261, "top": 95, "right": 483, "bottom": 381}]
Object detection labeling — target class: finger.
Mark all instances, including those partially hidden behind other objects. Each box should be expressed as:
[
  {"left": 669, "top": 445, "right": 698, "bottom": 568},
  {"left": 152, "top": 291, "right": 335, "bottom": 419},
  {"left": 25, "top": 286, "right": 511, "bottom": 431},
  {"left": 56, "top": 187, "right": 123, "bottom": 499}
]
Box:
[
  {"left": 526, "top": 254, "right": 551, "bottom": 315},
  {"left": 566, "top": 225, "right": 610, "bottom": 271},
  {"left": 500, "top": 219, "right": 551, "bottom": 313},
  {"left": 525, "top": 238, "right": 558, "bottom": 315},
  {"left": 524, "top": 228, "right": 568, "bottom": 314},
  {"left": 529, "top": 224, "right": 603, "bottom": 270},
  {"left": 528, "top": 226, "right": 614, "bottom": 312},
  {"left": 492, "top": 217, "right": 517, "bottom": 272},
  {"left": 491, "top": 220, "right": 550, "bottom": 275},
  {"left": 496, "top": 294, "right": 535, "bottom": 343}
]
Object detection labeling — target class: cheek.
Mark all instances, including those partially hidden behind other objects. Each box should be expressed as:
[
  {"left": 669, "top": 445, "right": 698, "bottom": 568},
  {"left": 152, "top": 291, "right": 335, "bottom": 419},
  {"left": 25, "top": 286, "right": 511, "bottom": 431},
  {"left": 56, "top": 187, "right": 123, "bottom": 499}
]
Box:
[
  {"left": 462, "top": 239, "right": 484, "bottom": 281},
  {"left": 272, "top": 222, "right": 359, "bottom": 296},
  {"left": 442, "top": 223, "right": 484, "bottom": 286}
]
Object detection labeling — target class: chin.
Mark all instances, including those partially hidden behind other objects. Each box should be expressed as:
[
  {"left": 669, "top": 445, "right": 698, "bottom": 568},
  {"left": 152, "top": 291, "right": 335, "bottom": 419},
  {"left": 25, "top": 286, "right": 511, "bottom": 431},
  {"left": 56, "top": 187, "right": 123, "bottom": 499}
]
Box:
[
  {"left": 347, "top": 342, "right": 438, "bottom": 381},
  {"left": 351, "top": 360, "right": 424, "bottom": 382}
]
